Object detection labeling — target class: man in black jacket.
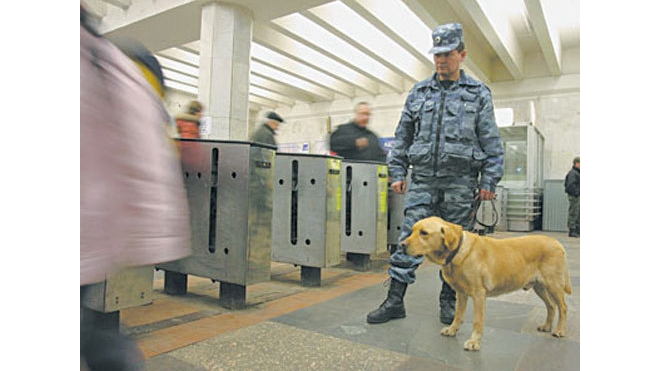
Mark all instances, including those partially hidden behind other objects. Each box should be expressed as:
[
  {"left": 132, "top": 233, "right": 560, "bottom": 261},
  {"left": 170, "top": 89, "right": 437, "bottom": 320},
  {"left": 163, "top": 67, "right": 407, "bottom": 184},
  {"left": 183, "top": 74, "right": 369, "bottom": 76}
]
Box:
[
  {"left": 329, "top": 102, "right": 387, "bottom": 162},
  {"left": 564, "top": 156, "right": 580, "bottom": 237}
]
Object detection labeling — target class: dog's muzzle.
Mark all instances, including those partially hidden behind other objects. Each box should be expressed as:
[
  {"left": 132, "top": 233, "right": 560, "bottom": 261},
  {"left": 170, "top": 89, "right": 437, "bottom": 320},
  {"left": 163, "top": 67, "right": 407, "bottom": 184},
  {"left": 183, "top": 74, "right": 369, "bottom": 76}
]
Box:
[
  {"left": 400, "top": 242, "right": 422, "bottom": 258},
  {"left": 401, "top": 242, "right": 408, "bottom": 255}
]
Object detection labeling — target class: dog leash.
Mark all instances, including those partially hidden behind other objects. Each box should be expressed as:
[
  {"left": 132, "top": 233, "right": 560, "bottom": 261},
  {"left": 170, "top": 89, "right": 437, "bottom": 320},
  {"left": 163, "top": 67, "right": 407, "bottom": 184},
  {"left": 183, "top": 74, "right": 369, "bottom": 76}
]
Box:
[{"left": 467, "top": 194, "right": 499, "bottom": 233}]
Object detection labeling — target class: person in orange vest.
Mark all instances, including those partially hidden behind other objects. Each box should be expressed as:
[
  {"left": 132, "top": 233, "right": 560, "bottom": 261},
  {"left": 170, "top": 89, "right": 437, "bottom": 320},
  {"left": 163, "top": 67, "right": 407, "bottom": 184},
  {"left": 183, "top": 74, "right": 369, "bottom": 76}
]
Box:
[{"left": 175, "top": 100, "right": 204, "bottom": 138}]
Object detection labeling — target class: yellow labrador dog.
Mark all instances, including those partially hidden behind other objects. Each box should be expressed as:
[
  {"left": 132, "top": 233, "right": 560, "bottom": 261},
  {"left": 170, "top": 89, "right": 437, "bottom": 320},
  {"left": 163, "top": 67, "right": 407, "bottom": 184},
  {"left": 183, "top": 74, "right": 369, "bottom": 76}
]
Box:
[{"left": 403, "top": 216, "right": 572, "bottom": 351}]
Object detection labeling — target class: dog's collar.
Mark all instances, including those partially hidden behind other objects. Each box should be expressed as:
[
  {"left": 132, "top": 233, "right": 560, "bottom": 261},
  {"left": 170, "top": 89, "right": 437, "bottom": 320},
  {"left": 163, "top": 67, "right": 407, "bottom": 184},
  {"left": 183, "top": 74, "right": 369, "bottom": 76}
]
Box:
[{"left": 445, "top": 232, "right": 465, "bottom": 265}]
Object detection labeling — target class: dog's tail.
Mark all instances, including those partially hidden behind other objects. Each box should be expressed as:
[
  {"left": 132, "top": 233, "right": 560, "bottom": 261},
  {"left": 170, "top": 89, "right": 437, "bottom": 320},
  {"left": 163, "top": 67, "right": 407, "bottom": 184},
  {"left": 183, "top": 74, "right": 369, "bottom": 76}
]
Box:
[{"left": 563, "top": 263, "right": 572, "bottom": 295}]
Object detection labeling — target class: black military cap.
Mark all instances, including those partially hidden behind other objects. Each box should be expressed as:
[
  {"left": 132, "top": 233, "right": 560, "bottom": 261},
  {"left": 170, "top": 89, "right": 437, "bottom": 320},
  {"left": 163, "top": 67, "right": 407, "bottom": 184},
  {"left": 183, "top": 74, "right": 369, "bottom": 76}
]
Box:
[{"left": 266, "top": 111, "right": 284, "bottom": 123}]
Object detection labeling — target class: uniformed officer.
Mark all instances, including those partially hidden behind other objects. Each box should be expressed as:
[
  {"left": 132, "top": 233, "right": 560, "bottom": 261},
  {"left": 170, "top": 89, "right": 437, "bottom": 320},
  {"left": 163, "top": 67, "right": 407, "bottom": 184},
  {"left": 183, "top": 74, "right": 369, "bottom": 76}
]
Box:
[{"left": 367, "top": 23, "right": 504, "bottom": 325}]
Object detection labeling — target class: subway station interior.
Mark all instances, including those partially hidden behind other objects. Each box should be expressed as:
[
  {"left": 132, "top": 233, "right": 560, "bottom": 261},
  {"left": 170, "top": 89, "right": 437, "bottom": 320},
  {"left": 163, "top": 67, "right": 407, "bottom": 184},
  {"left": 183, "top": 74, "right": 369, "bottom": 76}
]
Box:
[{"left": 80, "top": 0, "right": 583, "bottom": 370}]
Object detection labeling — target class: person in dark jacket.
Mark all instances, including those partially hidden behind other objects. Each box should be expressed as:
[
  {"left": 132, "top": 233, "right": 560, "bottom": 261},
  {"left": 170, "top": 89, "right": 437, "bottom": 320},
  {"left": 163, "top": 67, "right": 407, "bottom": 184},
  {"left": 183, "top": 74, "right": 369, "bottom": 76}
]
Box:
[
  {"left": 251, "top": 111, "right": 284, "bottom": 147},
  {"left": 329, "top": 102, "right": 387, "bottom": 162},
  {"left": 564, "top": 156, "right": 580, "bottom": 237}
]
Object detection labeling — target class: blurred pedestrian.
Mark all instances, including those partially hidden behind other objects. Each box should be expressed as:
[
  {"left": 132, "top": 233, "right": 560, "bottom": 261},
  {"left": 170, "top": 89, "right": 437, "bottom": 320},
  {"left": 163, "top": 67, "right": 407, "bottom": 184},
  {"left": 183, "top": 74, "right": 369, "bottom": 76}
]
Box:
[
  {"left": 329, "top": 102, "right": 386, "bottom": 162},
  {"left": 251, "top": 111, "right": 284, "bottom": 146},
  {"left": 81, "top": 5, "right": 191, "bottom": 370},
  {"left": 175, "top": 100, "right": 204, "bottom": 139}
]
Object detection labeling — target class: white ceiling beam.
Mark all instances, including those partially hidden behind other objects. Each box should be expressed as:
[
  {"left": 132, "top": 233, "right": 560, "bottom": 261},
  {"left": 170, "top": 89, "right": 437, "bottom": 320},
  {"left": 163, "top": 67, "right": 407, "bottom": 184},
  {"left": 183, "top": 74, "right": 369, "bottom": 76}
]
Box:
[
  {"left": 158, "top": 47, "right": 200, "bottom": 67},
  {"left": 103, "top": 0, "right": 132, "bottom": 10},
  {"left": 251, "top": 43, "right": 356, "bottom": 98},
  {"left": 304, "top": 2, "right": 428, "bottom": 82},
  {"left": 251, "top": 61, "right": 336, "bottom": 101},
  {"left": 155, "top": 55, "right": 199, "bottom": 77},
  {"left": 82, "top": 0, "right": 108, "bottom": 17},
  {"left": 401, "top": 0, "right": 491, "bottom": 83},
  {"left": 253, "top": 24, "right": 380, "bottom": 95},
  {"left": 99, "top": 0, "right": 197, "bottom": 34},
  {"left": 162, "top": 68, "right": 198, "bottom": 87},
  {"left": 524, "top": 0, "right": 561, "bottom": 76},
  {"left": 250, "top": 75, "right": 317, "bottom": 103},
  {"left": 489, "top": 73, "right": 579, "bottom": 99},
  {"left": 248, "top": 95, "right": 278, "bottom": 109},
  {"left": 181, "top": 40, "right": 330, "bottom": 104},
  {"left": 447, "top": 0, "right": 524, "bottom": 80},
  {"left": 341, "top": 0, "right": 434, "bottom": 67},
  {"left": 271, "top": 13, "right": 405, "bottom": 93},
  {"left": 164, "top": 79, "right": 198, "bottom": 96},
  {"left": 250, "top": 85, "right": 296, "bottom": 106}
]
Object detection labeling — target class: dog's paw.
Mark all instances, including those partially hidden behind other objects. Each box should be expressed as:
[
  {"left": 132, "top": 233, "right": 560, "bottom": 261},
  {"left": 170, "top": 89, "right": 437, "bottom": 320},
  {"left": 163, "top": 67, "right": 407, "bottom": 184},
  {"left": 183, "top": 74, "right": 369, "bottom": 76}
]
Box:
[
  {"left": 537, "top": 324, "right": 552, "bottom": 333},
  {"left": 440, "top": 326, "right": 458, "bottom": 337},
  {"left": 463, "top": 339, "right": 481, "bottom": 351},
  {"left": 552, "top": 329, "right": 565, "bottom": 338}
]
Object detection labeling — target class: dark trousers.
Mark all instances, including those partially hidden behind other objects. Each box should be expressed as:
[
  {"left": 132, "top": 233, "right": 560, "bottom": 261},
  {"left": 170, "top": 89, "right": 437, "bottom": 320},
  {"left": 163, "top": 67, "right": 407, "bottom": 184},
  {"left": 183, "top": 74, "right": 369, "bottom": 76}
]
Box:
[
  {"left": 567, "top": 195, "right": 580, "bottom": 230},
  {"left": 80, "top": 286, "right": 144, "bottom": 371},
  {"left": 388, "top": 176, "right": 476, "bottom": 284}
]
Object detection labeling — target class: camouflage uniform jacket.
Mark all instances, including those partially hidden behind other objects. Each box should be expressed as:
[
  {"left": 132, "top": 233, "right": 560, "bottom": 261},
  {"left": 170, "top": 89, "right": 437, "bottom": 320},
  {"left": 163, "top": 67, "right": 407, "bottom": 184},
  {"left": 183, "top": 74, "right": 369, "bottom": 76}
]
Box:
[{"left": 388, "top": 70, "right": 504, "bottom": 192}]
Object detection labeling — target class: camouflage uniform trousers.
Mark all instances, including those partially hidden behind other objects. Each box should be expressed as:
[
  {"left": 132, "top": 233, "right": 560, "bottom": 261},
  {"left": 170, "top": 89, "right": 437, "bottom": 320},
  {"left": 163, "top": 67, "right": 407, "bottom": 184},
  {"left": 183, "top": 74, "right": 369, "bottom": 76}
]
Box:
[
  {"left": 389, "top": 174, "right": 477, "bottom": 284},
  {"left": 567, "top": 194, "right": 580, "bottom": 230}
]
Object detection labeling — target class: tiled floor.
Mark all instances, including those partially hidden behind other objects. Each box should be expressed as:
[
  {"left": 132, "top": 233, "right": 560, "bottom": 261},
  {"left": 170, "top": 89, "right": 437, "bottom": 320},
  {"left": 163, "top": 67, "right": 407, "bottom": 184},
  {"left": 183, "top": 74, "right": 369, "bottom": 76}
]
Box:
[{"left": 117, "top": 230, "right": 579, "bottom": 371}]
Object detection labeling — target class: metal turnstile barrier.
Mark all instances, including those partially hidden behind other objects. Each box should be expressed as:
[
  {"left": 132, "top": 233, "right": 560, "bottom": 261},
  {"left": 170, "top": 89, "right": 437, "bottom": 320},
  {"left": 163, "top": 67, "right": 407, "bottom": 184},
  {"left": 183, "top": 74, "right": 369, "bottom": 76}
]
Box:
[
  {"left": 271, "top": 153, "right": 342, "bottom": 286},
  {"left": 340, "top": 160, "right": 388, "bottom": 270},
  {"left": 387, "top": 172, "right": 412, "bottom": 253},
  {"left": 157, "top": 139, "right": 276, "bottom": 309},
  {"left": 387, "top": 188, "right": 405, "bottom": 252},
  {"left": 81, "top": 266, "right": 154, "bottom": 330}
]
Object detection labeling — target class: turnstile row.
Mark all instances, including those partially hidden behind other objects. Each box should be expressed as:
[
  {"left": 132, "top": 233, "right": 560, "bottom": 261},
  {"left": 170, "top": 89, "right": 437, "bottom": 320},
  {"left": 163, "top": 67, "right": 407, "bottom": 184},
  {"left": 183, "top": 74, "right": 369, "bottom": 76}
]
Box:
[
  {"left": 83, "top": 139, "right": 508, "bottom": 315},
  {"left": 156, "top": 139, "right": 401, "bottom": 308},
  {"left": 83, "top": 139, "right": 407, "bottom": 323}
]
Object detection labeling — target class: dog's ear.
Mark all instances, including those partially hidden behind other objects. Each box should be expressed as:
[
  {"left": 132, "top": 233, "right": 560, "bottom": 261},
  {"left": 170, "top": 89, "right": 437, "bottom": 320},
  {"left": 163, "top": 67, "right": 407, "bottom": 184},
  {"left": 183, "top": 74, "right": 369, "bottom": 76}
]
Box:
[{"left": 443, "top": 222, "right": 462, "bottom": 251}]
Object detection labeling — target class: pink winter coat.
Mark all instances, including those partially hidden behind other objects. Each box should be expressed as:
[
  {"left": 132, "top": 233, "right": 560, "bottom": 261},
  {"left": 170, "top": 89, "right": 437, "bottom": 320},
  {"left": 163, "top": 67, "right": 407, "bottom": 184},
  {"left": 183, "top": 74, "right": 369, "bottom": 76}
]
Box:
[{"left": 80, "top": 24, "right": 191, "bottom": 285}]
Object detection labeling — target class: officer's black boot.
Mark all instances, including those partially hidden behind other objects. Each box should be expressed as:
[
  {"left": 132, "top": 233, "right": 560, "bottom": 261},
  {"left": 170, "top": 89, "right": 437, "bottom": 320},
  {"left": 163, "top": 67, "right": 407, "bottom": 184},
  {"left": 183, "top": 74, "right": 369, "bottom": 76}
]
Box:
[
  {"left": 439, "top": 276, "right": 456, "bottom": 325},
  {"left": 366, "top": 279, "right": 407, "bottom": 324},
  {"left": 568, "top": 228, "right": 579, "bottom": 237}
]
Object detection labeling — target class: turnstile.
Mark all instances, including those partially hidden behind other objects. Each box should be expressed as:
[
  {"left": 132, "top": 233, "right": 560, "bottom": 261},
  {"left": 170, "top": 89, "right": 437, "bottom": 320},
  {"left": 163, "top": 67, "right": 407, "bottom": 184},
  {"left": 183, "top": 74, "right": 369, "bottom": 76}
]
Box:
[
  {"left": 341, "top": 160, "right": 388, "bottom": 270},
  {"left": 81, "top": 266, "right": 154, "bottom": 330},
  {"left": 157, "top": 139, "right": 276, "bottom": 309},
  {"left": 387, "top": 188, "right": 405, "bottom": 252},
  {"left": 387, "top": 172, "right": 412, "bottom": 253},
  {"left": 271, "top": 153, "right": 342, "bottom": 286}
]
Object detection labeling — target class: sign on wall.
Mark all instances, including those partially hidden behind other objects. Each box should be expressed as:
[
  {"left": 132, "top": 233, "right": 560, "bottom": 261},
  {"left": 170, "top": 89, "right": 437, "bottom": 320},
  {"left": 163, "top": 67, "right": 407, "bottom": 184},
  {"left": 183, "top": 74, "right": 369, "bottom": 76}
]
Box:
[
  {"left": 379, "top": 137, "right": 395, "bottom": 155},
  {"left": 278, "top": 142, "right": 310, "bottom": 154}
]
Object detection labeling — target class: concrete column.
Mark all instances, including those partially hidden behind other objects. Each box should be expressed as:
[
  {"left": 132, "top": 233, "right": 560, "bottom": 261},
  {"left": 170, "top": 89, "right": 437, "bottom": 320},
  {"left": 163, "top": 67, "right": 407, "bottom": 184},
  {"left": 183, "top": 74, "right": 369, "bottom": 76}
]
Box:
[{"left": 198, "top": 2, "right": 253, "bottom": 140}]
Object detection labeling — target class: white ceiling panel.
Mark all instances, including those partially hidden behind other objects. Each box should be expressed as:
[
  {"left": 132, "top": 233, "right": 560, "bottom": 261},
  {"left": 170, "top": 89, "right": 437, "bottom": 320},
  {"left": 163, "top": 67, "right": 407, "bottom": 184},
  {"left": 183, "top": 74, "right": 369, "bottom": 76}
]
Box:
[{"left": 85, "top": 0, "right": 579, "bottom": 109}]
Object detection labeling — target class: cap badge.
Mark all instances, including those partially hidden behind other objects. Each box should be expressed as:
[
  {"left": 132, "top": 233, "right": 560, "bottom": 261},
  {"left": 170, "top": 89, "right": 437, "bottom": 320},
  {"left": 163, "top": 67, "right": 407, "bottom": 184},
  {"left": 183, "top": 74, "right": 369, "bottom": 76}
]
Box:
[{"left": 434, "top": 36, "right": 441, "bottom": 44}]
